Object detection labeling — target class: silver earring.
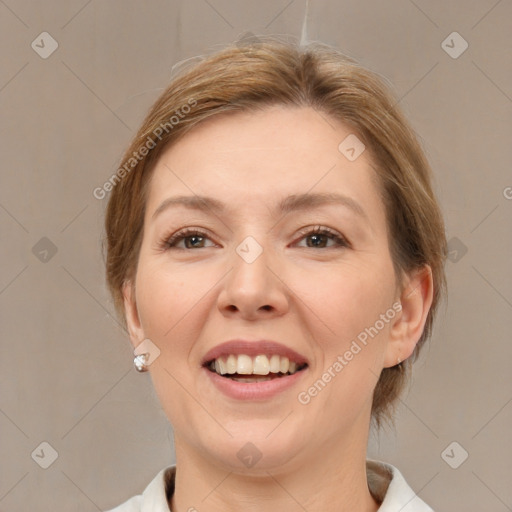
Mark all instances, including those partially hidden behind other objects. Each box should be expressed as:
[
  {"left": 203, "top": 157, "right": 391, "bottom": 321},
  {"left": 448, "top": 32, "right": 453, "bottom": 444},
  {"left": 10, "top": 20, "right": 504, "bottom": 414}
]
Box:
[
  {"left": 134, "top": 353, "right": 150, "bottom": 372},
  {"left": 397, "top": 357, "right": 402, "bottom": 365}
]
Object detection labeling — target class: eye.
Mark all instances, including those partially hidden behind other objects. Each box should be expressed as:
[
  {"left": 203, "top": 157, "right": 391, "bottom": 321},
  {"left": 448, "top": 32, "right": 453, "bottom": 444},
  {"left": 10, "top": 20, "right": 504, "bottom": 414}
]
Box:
[
  {"left": 162, "top": 228, "right": 216, "bottom": 250},
  {"left": 160, "top": 225, "right": 350, "bottom": 251},
  {"left": 294, "top": 225, "right": 350, "bottom": 249}
]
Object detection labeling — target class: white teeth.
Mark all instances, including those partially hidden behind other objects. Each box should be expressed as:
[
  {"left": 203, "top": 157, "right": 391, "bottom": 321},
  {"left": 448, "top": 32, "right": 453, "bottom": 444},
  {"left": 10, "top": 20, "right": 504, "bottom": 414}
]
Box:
[
  {"left": 226, "top": 354, "right": 237, "bottom": 374},
  {"left": 237, "top": 354, "right": 253, "bottom": 375},
  {"left": 217, "top": 357, "right": 227, "bottom": 375},
  {"left": 269, "top": 354, "right": 281, "bottom": 373},
  {"left": 210, "top": 354, "right": 305, "bottom": 377},
  {"left": 234, "top": 376, "right": 273, "bottom": 383},
  {"left": 253, "top": 355, "right": 270, "bottom": 375}
]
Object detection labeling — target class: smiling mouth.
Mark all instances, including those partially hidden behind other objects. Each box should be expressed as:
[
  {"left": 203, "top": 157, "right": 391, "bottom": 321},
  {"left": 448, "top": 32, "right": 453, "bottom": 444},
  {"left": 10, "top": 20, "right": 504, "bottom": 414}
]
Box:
[{"left": 204, "top": 354, "right": 308, "bottom": 383}]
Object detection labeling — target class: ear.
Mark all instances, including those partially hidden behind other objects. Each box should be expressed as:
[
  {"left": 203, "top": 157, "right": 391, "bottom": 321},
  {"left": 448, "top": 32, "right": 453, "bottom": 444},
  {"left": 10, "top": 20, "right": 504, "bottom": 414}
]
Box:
[
  {"left": 383, "top": 265, "right": 434, "bottom": 368},
  {"left": 122, "top": 280, "right": 145, "bottom": 350}
]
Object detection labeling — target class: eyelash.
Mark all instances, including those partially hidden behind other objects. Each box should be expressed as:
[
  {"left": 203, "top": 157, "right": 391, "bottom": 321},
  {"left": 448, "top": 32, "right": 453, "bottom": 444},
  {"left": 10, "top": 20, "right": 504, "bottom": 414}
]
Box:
[{"left": 160, "top": 226, "right": 350, "bottom": 251}]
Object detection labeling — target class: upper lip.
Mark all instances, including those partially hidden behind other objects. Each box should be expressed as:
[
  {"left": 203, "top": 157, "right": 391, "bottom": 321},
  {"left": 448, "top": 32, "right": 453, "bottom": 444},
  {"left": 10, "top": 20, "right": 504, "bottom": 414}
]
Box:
[{"left": 201, "top": 339, "right": 309, "bottom": 366}]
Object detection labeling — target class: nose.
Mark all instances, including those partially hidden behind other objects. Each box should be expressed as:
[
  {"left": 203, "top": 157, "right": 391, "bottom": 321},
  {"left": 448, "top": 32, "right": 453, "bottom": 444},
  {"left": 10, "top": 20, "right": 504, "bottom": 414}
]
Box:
[{"left": 217, "top": 243, "right": 289, "bottom": 320}]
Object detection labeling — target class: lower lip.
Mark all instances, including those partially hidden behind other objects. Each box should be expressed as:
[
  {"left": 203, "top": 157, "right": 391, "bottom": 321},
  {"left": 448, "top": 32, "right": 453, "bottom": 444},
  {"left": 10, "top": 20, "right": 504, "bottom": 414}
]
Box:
[{"left": 203, "top": 367, "right": 307, "bottom": 400}]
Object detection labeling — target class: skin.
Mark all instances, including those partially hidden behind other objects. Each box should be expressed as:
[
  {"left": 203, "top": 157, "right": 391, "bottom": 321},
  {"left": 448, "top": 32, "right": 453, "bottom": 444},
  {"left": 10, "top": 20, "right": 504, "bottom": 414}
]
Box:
[{"left": 123, "top": 105, "right": 433, "bottom": 512}]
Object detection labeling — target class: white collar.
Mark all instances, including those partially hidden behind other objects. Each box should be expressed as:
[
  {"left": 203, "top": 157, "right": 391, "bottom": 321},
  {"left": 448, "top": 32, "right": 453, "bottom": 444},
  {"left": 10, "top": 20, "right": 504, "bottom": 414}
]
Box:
[{"left": 106, "top": 460, "right": 434, "bottom": 511}]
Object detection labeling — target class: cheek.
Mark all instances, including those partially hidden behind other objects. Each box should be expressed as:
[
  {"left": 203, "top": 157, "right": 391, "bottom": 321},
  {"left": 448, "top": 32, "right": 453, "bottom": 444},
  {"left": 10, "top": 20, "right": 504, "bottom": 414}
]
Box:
[
  {"left": 291, "top": 258, "right": 394, "bottom": 345},
  {"left": 135, "top": 260, "right": 203, "bottom": 339},
  {"left": 134, "top": 262, "right": 205, "bottom": 425},
  {"left": 290, "top": 258, "right": 395, "bottom": 417},
  {"left": 133, "top": 263, "right": 200, "bottom": 409}
]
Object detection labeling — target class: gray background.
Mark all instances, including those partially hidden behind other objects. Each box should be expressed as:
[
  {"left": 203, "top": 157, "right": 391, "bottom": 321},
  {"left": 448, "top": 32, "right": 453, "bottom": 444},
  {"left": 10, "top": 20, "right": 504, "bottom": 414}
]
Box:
[{"left": 1, "top": 0, "right": 511, "bottom": 510}]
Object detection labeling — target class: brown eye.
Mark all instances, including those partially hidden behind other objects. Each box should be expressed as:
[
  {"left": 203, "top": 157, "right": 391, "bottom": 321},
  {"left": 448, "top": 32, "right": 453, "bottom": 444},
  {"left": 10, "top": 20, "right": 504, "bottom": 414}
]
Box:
[
  {"left": 295, "top": 226, "right": 349, "bottom": 249},
  {"left": 163, "top": 229, "right": 215, "bottom": 250}
]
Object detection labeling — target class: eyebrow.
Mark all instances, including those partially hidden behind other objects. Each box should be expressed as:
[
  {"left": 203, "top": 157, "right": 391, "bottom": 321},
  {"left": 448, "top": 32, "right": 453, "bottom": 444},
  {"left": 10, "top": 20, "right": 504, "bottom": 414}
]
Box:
[{"left": 152, "top": 192, "right": 369, "bottom": 222}]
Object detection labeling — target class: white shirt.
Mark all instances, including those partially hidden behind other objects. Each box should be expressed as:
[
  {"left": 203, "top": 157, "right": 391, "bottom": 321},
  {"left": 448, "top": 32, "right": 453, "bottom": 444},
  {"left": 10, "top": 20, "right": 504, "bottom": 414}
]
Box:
[{"left": 105, "top": 459, "right": 434, "bottom": 512}]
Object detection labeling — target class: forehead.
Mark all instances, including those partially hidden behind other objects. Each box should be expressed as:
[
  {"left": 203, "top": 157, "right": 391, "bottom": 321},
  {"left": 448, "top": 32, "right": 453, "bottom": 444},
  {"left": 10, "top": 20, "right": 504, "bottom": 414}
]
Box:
[{"left": 145, "top": 105, "right": 385, "bottom": 227}]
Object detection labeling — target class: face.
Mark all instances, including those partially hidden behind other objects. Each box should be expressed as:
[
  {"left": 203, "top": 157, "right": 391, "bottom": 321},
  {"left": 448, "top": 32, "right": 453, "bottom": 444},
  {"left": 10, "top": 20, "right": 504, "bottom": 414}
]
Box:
[{"left": 124, "top": 105, "right": 404, "bottom": 472}]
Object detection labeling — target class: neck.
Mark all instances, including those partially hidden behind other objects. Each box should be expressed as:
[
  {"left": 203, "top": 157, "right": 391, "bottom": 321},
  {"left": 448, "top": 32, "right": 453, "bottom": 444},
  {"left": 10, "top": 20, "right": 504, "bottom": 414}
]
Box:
[{"left": 169, "top": 423, "right": 380, "bottom": 512}]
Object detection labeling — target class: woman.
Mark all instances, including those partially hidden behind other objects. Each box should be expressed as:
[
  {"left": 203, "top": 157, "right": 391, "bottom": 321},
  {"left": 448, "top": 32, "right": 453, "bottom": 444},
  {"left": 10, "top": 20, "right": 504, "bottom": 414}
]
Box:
[{"left": 104, "top": 36, "right": 447, "bottom": 511}]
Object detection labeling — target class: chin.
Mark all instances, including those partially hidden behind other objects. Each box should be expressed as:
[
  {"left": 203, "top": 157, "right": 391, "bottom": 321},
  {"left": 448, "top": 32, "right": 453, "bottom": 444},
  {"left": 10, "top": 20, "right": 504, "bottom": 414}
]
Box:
[{"left": 198, "top": 424, "right": 305, "bottom": 474}]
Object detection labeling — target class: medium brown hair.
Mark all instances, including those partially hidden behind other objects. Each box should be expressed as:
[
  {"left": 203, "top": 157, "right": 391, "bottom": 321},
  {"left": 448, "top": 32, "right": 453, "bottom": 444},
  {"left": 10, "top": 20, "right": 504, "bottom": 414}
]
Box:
[{"left": 104, "top": 35, "right": 447, "bottom": 426}]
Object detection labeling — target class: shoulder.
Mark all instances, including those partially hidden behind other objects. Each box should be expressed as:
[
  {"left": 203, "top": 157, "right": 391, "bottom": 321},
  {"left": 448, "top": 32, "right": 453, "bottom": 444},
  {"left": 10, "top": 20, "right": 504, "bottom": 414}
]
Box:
[
  {"left": 103, "top": 466, "right": 175, "bottom": 512},
  {"left": 367, "top": 459, "right": 435, "bottom": 511}
]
